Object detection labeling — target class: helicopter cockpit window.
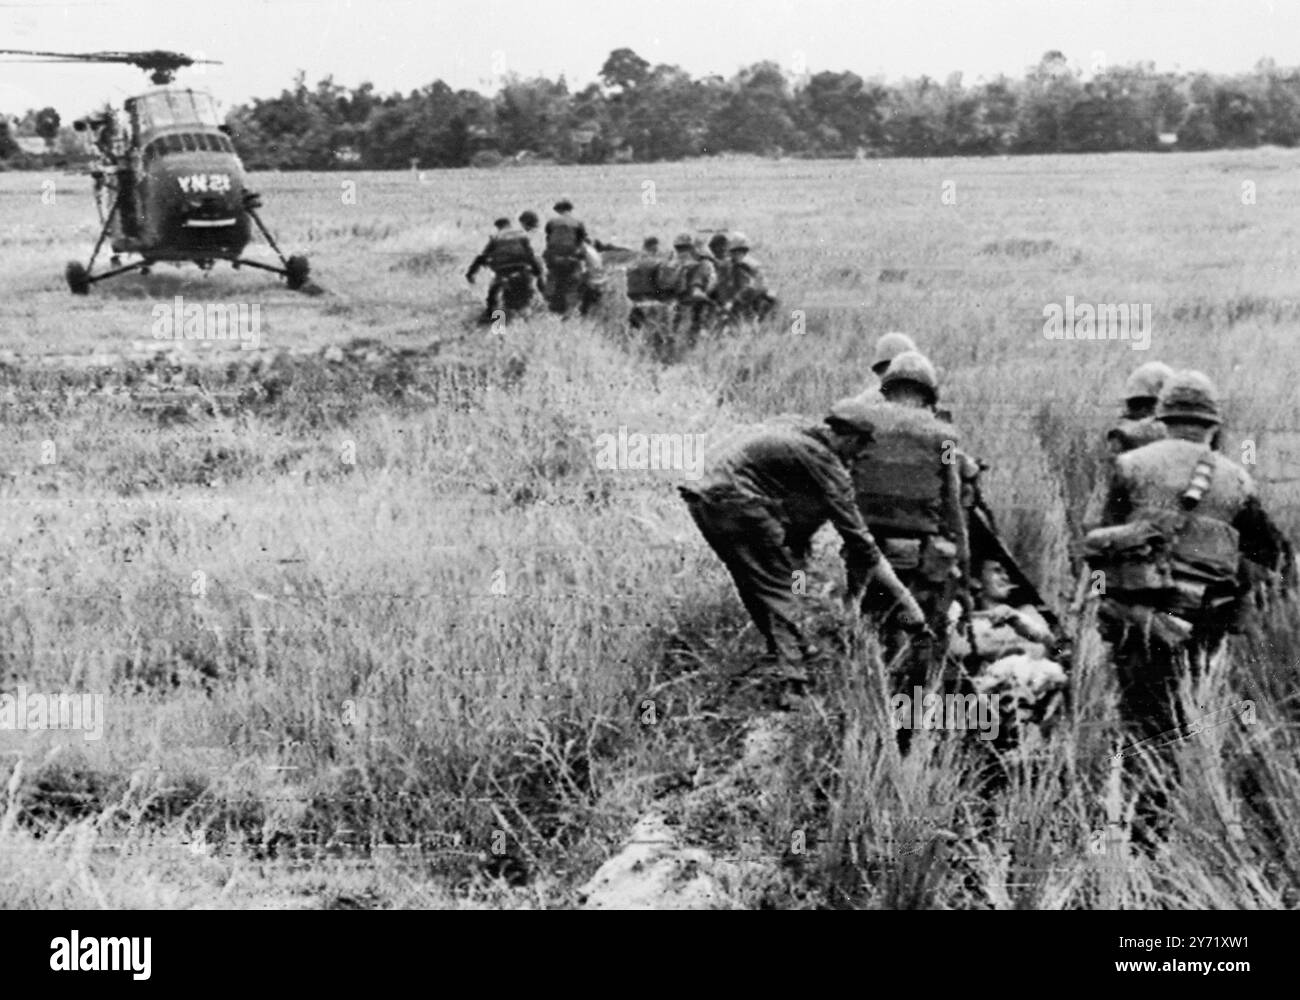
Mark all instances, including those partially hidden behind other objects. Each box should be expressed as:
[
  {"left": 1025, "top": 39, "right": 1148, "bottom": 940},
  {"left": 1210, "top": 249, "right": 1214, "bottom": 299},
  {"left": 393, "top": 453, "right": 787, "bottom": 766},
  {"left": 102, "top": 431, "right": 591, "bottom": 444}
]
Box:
[
  {"left": 187, "top": 92, "right": 222, "bottom": 127},
  {"left": 136, "top": 90, "right": 223, "bottom": 133},
  {"left": 143, "top": 131, "right": 231, "bottom": 160}
]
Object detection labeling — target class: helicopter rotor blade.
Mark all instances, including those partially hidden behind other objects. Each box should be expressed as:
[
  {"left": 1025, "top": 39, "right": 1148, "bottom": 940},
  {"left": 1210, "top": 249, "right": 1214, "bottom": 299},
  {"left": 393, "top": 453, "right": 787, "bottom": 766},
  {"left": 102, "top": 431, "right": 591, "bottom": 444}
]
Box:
[{"left": 0, "top": 49, "right": 223, "bottom": 71}]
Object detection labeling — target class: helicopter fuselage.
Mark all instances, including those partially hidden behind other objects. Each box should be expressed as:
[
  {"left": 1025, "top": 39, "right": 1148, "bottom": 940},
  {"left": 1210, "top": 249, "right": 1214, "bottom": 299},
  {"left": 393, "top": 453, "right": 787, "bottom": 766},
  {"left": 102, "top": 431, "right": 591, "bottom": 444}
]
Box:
[
  {"left": 105, "top": 88, "right": 252, "bottom": 262},
  {"left": 118, "top": 143, "right": 251, "bottom": 260}
]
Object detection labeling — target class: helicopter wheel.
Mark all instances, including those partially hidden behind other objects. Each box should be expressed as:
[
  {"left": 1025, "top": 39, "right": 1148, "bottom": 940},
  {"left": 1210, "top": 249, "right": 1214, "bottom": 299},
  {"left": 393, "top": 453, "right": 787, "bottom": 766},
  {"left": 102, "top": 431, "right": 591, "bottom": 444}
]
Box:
[
  {"left": 284, "top": 255, "right": 310, "bottom": 291},
  {"left": 65, "top": 261, "right": 91, "bottom": 296},
  {"left": 110, "top": 255, "right": 121, "bottom": 268}
]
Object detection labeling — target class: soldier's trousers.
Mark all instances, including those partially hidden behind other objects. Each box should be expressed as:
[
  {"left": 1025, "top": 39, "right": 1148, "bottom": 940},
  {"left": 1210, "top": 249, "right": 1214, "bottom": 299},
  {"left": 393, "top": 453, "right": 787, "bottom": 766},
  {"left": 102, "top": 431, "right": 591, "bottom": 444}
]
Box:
[
  {"left": 1098, "top": 599, "right": 1228, "bottom": 742},
  {"left": 480, "top": 276, "right": 506, "bottom": 323},
  {"left": 861, "top": 546, "right": 955, "bottom": 692},
  {"left": 543, "top": 257, "right": 581, "bottom": 314},
  {"left": 674, "top": 298, "right": 713, "bottom": 341},
  {"left": 679, "top": 485, "right": 807, "bottom": 663},
  {"left": 579, "top": 282, "right": 603, "bottom": 317},
  {"left": 730, "top": 289, "right": 777, "bottom": 323},
  {"left": 1098, "top": 597, "right": 1230, "bottom": 847},
  {"left": 480, "top": 270, "right": 534, "bottom": 324}
]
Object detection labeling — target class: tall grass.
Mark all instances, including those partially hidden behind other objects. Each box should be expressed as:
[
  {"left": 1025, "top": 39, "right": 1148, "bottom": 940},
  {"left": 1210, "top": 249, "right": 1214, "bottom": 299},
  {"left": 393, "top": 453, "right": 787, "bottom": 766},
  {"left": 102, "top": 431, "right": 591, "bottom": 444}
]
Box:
[{"left": 0, "top": 151, "right": 1297, "bottom": 907}]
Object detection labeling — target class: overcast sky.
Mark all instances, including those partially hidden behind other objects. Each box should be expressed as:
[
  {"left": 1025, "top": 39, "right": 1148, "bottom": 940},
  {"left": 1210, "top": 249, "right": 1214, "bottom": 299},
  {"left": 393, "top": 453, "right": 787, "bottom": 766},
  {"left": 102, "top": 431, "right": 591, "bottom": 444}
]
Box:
[{"left": 1, "top": 0, "right": 1296, "bottom": 118}]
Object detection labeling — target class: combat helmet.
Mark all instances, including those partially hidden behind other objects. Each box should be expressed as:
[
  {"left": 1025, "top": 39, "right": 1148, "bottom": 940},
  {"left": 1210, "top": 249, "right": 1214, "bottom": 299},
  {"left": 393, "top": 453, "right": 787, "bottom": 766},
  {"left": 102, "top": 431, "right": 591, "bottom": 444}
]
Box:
[
  {"left": 1157, "top": 370, "right": 1222, "bottom": 425},
  {"left": 871, "top": 332, "right": 918, "bottom": 375},
  {"left": 1123, "top": 361, "right": 1175, "bottom": 403},
  {"left": 672, "top": 231, "right": 695, "bottom": 249},
  {"left": 880, "top": 350, "right": 939, "bottom": 400},
  {"left": 728, "top": 231, "right": 751, "bottom": 252},
  {"left": 707, "top": 232, "right": 729, "bottom": 257}
]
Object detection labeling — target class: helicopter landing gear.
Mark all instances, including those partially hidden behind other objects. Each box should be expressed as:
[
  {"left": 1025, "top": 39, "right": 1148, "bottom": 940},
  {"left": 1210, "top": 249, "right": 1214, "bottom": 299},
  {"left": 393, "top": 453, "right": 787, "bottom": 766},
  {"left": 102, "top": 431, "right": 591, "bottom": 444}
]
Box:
[
  {"left": 284, "top": 255, "right": 310, "bottom": 291},
  {"left": 66, "top": 261, "right": 91, "bottom": 295},
  {"left": 242, "top": 201, "right": 311, "bottom": 291},
  {"left": 110, "top": 255, "right": 121, "bottom": 268}
]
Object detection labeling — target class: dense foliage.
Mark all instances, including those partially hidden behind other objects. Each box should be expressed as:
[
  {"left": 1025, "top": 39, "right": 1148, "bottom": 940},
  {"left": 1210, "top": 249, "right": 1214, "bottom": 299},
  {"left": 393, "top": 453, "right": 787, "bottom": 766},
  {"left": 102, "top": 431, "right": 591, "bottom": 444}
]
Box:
[
  {"left": 5, "top": 49, "right": 1300, "bottom": 170},
  {"left": 217, "top": 49, "right": 1300, "bottom": 168}
]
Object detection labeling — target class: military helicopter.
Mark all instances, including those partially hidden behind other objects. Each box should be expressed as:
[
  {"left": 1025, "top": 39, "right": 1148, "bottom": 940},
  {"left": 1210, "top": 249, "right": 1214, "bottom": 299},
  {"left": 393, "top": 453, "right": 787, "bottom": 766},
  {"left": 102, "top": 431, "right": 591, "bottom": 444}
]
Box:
[{"left": 0, "top": 48, "right": 310, "bottom": 293}]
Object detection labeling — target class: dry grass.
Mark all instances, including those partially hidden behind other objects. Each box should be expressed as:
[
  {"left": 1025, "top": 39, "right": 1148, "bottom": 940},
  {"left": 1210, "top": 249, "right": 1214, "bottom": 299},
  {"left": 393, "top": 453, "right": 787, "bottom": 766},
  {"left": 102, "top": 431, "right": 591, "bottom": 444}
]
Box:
[{"left": 0, "top": 150, "right": 1297, "bottom": 908}]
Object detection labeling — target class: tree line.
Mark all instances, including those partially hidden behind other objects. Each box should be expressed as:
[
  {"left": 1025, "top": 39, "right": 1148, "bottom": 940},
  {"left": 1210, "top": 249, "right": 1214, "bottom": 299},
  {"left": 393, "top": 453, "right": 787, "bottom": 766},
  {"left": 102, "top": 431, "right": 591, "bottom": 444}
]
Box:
[{"left": 4, "top": 48, "right": 1300, "bottom": 169}]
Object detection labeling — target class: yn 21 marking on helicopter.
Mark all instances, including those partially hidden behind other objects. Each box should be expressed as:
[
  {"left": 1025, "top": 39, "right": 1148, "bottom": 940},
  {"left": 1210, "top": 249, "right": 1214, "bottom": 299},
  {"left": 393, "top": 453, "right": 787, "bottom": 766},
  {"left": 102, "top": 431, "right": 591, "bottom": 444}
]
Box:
[{"left": 177, "top": 173, "right": 233, "bottom": 194}]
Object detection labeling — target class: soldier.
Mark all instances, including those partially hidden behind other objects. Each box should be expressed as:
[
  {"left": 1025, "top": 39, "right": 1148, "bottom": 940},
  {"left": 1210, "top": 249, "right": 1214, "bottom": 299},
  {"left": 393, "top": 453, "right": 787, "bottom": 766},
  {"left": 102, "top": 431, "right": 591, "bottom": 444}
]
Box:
[
  {"left": 543, "top": 198, "right": 590, "bottom": 314},
  {"left": 627, "top": 237, "right": 673, "bottom": 329},
  {"left": 1106, "top": 361, "right": 1174, "bottom": 455},
  {"left": 578, "top": 241, "right": 607, "bottom": 317},
  {"left": 954, "top": 558, "right": 1066, "bottom": 749},
  {"left": 851, "top": 355, "right": 966, "bottom": 693},
  {"left": 871, "top": 332, "right": 918, "bottom": 379},
  {"left": 518, "top": 209, "right": 544, "bottom": 287},
  {"left": 707, "top": 232, "right": 731, "bottom": 306},
  {"left": 679, "top": 397, "right": 925, "bottom": 696},
  {"left": 1082, "top": 371, "right": 1286, "bottom": 839},
  {"left": 670, "top": 232, "right": 718, "bottom": 344},
  {"left": 717, "top": 232, "right": 776, "bottom": 322},
  {"left": 878, "top": 350, "right": 981, "bottom": 488},
  {"left": 956, "top": 559, "right": 1057, "bottom": 660},
  {"left": 466, "top": 217, "right": 543, "bottom": 324},
  {"left": 860, "top": 351, "right": 991, "bottom": 692}
]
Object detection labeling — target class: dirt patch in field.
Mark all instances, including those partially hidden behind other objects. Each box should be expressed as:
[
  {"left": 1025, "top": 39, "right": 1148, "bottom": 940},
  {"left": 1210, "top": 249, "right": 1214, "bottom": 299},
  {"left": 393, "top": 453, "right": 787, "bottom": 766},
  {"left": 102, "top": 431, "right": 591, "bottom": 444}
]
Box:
[
  {"left": 579, "top": 714, "right": 794, "bottom": 909},
  {"left": 977, "top": 237, "right": 1083, "bottom": 264}
]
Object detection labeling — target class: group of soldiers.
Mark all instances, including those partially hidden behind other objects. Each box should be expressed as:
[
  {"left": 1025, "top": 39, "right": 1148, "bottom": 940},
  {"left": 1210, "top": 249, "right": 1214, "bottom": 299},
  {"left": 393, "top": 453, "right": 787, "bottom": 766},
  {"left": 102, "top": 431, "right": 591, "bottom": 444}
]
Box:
[
  {"left": 1082, "top": 362, "right": 1290, "bottom": 741},
  {"left": 679, "top": 336, "right": 1291, "bottom": 790},
  {"left": 624, "top": 231, "right": 777, "bottom": 339},
  {"left": 466, "top": 199, "right": 607, "bottom": 323},
  {"left": 464, "top": 200, "right": 776, "bottom": 338}
]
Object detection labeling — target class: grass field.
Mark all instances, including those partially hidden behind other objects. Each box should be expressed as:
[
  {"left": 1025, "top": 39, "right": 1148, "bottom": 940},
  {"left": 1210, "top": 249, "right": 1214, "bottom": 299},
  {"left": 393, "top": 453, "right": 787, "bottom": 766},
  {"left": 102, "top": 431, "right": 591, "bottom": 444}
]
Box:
[{"left": 0, "top": 149, "right": 1297, "bottom": 909}]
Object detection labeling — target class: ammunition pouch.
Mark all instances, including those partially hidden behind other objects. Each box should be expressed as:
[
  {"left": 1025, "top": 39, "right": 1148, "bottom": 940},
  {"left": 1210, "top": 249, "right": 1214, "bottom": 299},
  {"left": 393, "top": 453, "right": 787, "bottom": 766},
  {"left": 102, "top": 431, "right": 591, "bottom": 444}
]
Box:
[
  {"left": 1167, "top": 515, "right": 1241, "bottom": 587},
  {"left": 1082, "top": 520, "right": 1175, "bottom": 593},
  {"left": 1097, "top": 599, "right": 1194, "bottom": 650}
]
